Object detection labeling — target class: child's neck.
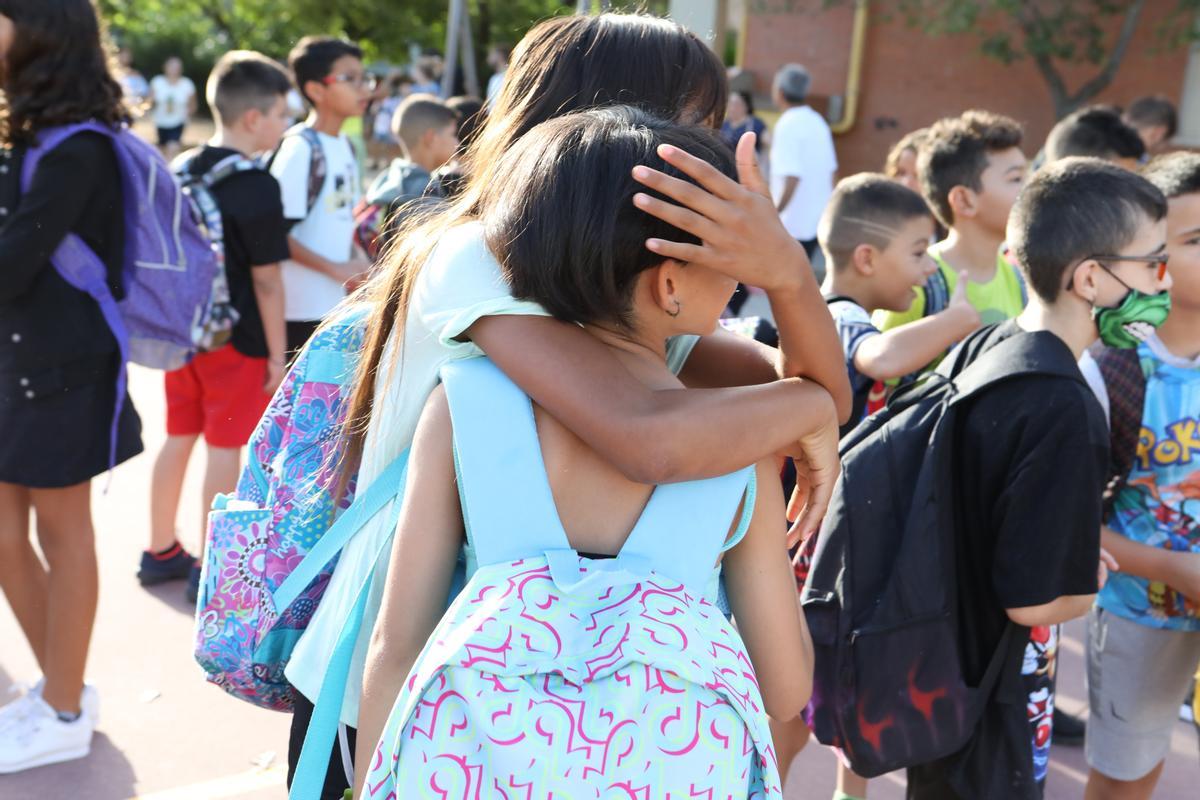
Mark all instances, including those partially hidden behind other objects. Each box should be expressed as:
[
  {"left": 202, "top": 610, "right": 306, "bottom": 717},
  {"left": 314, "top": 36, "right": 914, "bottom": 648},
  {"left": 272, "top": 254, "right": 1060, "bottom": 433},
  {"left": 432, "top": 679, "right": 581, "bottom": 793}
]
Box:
[
  {"left": 822, "top": 271, "right": 881, "bottom": 312},
  {"left": 937, "top": 225, "right": 1004, "bottom": 283},
  {"left": 584, "top": 321, "right": 669, "bottom": 370},
  {"left": 209, "top": 127, "right": 256, "bottom": 158},
  {"left": 307, "top": 110, "right": 348, "bottom": 137},
  {"left": 408, "top": 148, "right": 441, "bottom": 174},
  {"left": 1016, "top": 296, "right": 1096, "bottom": 360},
  {"left": 1156, "top": 305, "right": 1200, "bottom": 360}
]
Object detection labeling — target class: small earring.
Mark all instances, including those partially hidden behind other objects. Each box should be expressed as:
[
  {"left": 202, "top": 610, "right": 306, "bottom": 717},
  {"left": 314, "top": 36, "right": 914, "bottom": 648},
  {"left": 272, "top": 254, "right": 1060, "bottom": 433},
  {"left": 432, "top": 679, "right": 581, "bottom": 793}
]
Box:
[{"left": 666, "top": 299, "right": 682, "bottom": 318}]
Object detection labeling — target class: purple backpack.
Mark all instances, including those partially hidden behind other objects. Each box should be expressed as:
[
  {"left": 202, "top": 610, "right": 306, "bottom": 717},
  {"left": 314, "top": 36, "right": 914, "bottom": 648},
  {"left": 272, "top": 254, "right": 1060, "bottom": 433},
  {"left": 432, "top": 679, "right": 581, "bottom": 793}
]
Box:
[{"left": 21, "top": 122, "right": 219, "bottom": 465}]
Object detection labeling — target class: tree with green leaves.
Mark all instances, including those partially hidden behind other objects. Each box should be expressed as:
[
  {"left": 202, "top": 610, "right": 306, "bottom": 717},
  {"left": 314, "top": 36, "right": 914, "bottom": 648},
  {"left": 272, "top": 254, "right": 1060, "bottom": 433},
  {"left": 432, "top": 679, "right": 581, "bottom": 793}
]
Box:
[{"left": 754, "top": 0, "right": 1200, "bottom": 119}]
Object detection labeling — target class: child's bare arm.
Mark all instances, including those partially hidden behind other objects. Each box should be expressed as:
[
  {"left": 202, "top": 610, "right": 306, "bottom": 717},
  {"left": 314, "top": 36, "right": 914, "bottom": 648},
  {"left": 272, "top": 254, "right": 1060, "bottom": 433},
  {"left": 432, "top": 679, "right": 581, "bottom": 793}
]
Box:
[
  {"left": 722, "top": 460, "right": 813, "bottom": 720},
  {"left": 854, "top": 304, "right": 980, "bottom": 381},
  {"left": 468, "top": 315, "right": 837, "bottom": 515},
  {"left": 354, "top": 387, "right": 462, "bottom": 798}
]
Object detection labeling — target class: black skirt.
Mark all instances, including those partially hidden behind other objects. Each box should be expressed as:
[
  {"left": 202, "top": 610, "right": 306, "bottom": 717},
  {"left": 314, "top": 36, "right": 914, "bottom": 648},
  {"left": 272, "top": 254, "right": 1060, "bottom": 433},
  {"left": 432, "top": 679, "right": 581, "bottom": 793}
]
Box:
[{"left": 0, "top": 354, "right": 143, "bottom": 488}]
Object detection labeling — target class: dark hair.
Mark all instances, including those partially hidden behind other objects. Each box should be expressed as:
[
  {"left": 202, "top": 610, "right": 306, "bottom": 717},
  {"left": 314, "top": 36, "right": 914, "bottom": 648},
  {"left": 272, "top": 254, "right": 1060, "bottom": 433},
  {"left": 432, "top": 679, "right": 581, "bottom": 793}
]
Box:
[
  {"left": 1141, "top": 151, "right": 1200, "bottom": 199},
  {"left": 1008, "top": 157, "right": 1167, "bottom": 303},
  {"left": 1044, "top": 105, "right": 1145, "bottom": 164},
  {"left": 919, "top": 110, "right": 1024, "bottom": 228},
  {"left": 206, "top": 50, "right": 292, "bottom": 127},
  {"left": 0, "top": 0, "right": 129, "bottom": 143},
  {"left": 446, "top": 95, "right": 485, "bottom": 149},
  {"left": 492, "top": 107, "right": 735, "bottom": 327},
  {"left": 1125, "top": 95, "right": 1178, "bottom": 139},
  {"left": 288, "top": 36, "right": 363, "bottom": 106},
  {"left": 392, "top": 93, "right": 457, "bottom": 152},
  {"left": 884, "top": 127, "right": 928, "bottom": 177},
  {"left": 339, "top": 13, "right": 730, "bottom": 478},
  {"left": 818, "top": 173, "right": 932, "bottom": 271},
  {"left": 468, "top": 14, "right": 728, "bottom": 184},
  {"left": 733, "top": 90, "right": 755, "bottom": 117},
  {"left": 489, "top": 42, "right": 513, "bottom": 62}
]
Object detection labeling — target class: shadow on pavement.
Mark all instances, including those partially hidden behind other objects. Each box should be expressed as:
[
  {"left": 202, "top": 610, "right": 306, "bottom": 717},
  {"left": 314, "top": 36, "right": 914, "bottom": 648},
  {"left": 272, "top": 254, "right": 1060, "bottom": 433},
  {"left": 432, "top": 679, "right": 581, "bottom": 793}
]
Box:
[{"left": 139, "top": 579, "right": 197, "bottom": 618}]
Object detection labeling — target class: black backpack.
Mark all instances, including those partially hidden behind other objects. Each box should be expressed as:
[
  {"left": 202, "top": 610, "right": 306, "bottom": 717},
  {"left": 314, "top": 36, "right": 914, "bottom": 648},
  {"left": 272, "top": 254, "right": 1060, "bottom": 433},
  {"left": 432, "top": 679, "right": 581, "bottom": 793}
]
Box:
[{"left": 800, "top": 330, "right": 1084, "bottom": 777}]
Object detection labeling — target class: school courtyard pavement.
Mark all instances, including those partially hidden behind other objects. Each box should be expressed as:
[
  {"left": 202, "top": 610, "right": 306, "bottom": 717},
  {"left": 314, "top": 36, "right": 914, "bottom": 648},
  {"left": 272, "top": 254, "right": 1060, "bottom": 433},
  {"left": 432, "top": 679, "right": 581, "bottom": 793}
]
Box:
[{"left": 0, "top": 364, "right": 1196, "bottom": 800}]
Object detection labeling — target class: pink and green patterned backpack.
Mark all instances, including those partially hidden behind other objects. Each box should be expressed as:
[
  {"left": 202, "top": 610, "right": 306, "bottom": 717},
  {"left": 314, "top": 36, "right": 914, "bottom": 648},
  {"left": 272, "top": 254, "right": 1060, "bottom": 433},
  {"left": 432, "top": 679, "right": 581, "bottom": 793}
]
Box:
[{"left": 193, "top": 304, "right": 408, "bottom": 711}]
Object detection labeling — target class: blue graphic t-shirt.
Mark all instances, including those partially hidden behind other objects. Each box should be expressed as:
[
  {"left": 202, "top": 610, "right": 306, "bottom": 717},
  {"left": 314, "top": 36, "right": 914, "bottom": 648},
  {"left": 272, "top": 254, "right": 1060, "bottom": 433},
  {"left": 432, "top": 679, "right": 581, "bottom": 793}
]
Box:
[{"left": 1085, "top": 337, "right": 1200, "bottom": 631}]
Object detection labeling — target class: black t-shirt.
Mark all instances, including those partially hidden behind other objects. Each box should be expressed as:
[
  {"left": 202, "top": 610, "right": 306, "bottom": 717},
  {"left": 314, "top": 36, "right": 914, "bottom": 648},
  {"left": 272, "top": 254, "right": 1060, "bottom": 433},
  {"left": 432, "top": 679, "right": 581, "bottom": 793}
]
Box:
[
  {"left": 183, "top": 146, "right": 290, "bottom": 358},
  {"left": 0, "top": 132, "right": 124, "bottom": 375},
  {"left": 908, "top": 321, "right": 1106, "bottom": 800}
]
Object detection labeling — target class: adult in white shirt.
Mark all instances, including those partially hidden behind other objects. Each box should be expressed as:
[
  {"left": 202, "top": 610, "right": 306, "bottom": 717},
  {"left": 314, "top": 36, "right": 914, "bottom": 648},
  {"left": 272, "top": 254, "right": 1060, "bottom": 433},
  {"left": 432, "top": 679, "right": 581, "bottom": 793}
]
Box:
[
  {"left": 485, "top": 43, "right": 510, "bottom": 109},
  {"left": 769, "top": 63, "right": 837, "bottom": 261},
  {"left": 149, "top": 56, "right": 196, "bottom": 158}
]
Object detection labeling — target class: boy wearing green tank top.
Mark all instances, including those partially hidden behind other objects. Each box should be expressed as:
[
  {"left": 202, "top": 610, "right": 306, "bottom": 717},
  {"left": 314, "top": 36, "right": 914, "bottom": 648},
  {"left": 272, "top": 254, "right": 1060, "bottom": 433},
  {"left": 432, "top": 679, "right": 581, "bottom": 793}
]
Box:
[{"left": 875, "top": 111, "right": 1028, "bottom": 356}]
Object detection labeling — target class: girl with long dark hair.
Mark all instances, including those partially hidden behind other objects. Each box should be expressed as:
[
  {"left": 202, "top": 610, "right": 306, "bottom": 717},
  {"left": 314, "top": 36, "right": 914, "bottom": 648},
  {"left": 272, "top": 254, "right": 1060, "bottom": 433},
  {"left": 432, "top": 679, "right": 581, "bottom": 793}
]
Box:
[{"left": 0, "top": 0, "right": 142, "bottom": 773}]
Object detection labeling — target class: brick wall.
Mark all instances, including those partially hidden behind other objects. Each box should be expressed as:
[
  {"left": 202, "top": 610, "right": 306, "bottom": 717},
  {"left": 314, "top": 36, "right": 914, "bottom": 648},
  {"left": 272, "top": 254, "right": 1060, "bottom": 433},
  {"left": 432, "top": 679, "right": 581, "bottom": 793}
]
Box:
[{"left": 740, "top": 2, "right": 1191, "bottom": 175}]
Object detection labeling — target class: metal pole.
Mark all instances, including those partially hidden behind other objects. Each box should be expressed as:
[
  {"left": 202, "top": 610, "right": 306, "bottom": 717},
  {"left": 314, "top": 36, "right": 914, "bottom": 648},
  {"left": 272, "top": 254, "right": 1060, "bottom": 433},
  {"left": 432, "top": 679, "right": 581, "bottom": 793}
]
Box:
[
  {"left": 459, "top": 1, "right": 480, "bottom": 98},
  {"left": 442, "top": 0, "right": 464, "bottom": 98}
]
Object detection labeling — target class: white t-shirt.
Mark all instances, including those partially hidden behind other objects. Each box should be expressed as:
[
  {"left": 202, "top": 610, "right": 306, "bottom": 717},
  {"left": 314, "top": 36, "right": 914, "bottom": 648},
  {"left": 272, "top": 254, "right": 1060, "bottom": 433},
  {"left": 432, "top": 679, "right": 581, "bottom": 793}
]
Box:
[
  {"left": 284, "top": 222, "right": 699, "bottom": 724},
  {"left": 486, "top": 70, "right": 506, "bottom": 108},
  {"left": 270, "top": 129, "right": 363, "bottom": 322},
  {"left": 149, "top": 75, "right": 195, "bottom": 129},
  {"left": 769, "top": 105, "right": 838, "bottom": 241}
]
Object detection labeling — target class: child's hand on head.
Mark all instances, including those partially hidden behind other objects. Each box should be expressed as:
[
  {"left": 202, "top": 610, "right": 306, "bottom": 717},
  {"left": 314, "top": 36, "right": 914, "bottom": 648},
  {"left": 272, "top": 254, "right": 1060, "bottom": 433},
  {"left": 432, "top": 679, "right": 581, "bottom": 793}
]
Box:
[{"left": 632, "top": 134, "right": 812, "bottom": 295}]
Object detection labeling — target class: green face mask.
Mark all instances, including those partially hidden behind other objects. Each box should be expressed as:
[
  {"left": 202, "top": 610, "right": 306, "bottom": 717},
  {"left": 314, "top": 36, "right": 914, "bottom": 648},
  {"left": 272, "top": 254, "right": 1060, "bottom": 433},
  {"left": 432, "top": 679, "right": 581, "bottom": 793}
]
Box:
[{"left": 1093, "top": 288, "right": 1171, "bottom": 349}]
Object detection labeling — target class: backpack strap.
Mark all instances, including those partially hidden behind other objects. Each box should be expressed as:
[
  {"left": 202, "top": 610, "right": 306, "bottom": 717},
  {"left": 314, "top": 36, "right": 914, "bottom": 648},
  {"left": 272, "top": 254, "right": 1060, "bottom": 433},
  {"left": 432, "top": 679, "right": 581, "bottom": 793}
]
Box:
[
  {"left": 618, "top": 464, "right": 756, "bottom": 591},
  {"left": 268, "top": 125, "right": 327, "bottom": 218},
  {"left": 922, "top": 262, "right": 951, "bottom": 316},
  {"left": 949, "top": 330, "right": 1084, "bottom": 404},
  {"left": 440, "top": 358, "right": 573, "bottom": 566},
  {"left": 1090, "top": 343, "right": 1148, "bottom": 515},
  {"left": 21, "top": 123, "right": 130, "bottom": 473}
]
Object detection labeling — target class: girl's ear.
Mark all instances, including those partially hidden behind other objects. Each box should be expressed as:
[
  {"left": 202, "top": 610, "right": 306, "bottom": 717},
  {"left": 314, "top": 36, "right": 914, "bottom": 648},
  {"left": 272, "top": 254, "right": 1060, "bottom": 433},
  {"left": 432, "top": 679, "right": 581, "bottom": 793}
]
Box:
[
  {"left": 649, "top": 259, "right": 685, "bottom": 316},
  {"left": 851, "top": 243, "right": 877, "bottom": 277}
]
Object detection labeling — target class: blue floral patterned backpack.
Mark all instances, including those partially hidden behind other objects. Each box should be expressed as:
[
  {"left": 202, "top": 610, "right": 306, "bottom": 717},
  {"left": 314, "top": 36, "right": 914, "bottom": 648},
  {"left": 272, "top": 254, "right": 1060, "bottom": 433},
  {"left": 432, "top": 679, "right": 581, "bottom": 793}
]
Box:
[{"left": 193, "top": 305, "right": 409, "bottom": 711}]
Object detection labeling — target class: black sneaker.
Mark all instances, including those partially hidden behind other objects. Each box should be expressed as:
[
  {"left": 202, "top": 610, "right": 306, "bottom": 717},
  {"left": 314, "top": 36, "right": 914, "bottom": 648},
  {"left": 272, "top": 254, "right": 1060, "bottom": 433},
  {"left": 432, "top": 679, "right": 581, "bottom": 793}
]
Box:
[
  {"left": 1053, "top": 707, "right": 1086, "bottom": 746},
  {"left": 184, "top": 562, "right": 202, "bottom": 606},
  {"left": 137, "top": 544, "right": 195, "bottom": 586}
]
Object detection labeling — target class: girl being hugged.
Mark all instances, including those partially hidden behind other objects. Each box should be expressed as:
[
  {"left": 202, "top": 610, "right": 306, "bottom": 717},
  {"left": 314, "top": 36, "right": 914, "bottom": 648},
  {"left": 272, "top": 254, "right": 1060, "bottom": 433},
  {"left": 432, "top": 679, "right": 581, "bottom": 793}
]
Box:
[
  {"left": 0, "top": 0, "right": 142, "bottom": 772},
  {"left": 355, "top": 107, "right": 813, "bottom": 796}
]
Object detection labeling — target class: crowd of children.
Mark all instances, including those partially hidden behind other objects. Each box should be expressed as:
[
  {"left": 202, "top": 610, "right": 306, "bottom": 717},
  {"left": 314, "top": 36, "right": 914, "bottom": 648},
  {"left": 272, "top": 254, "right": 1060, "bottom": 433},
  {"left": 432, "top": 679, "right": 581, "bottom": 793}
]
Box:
[{"left": 0, "top": 3, "right": 1197, "bottom": 799}]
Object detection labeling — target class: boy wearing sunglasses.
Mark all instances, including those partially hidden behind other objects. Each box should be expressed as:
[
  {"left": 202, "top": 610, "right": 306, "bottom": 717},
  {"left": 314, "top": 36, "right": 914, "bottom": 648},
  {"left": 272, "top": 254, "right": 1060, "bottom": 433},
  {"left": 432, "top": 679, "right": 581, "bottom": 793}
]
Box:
[
  {"left": 907, "top": 157, "right": 1170, "bottom": 800},
  {"left": 1080, "top": 152, "right": 1200, "bottom": 800},
  {"left": 270, "top": 36, "right": 374, "bottom": 359}
]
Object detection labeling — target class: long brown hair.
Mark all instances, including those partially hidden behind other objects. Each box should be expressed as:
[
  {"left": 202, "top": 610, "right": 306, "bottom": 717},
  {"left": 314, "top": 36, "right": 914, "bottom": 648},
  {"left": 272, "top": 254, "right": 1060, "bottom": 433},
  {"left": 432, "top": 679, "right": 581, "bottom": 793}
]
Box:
[
  {"left": 0, "top": 0, "right": 129, "bottom": 144},
  {"left": 340, "top": 13, "right": 729, "bottom": 479}
]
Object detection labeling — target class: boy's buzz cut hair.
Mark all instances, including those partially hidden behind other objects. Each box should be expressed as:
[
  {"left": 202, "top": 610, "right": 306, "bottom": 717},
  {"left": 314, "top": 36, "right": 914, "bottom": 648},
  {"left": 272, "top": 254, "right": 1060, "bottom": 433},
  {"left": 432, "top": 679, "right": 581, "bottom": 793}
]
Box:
[
  {"left": 206, "top": 50, "right": 293, "bottom": 127},
  {"left": 1007, "top": 157, "right": 1166, "bottom": 304},
  {"left": 391, "top": 93, "right": 458, "bottom": 154},
  {"left": 918, "top": 109, "right": 1024, "bottom": 229},
  {"left": 818, "top": 173, "right": 933, "bottom": 271},
  {"left": 1140, "top": 151, "right": 1200, "bottom": 199},
  {"left": 1126, "top": 95, "right": 1178, "bottom": 139},
  {"left": 288, "top": 36, "right": 363, "bottom": 106},
  {"left": 1044, "top": 105, "right": 1144, "bottom": 164}
]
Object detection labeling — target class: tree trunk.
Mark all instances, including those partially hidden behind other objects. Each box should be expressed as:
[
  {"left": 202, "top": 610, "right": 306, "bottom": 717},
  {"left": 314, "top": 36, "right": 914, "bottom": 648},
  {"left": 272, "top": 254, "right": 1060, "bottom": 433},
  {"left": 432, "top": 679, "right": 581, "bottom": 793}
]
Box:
[{"left": 1023, "top": 0, "right": 1148, "bottom": 119}]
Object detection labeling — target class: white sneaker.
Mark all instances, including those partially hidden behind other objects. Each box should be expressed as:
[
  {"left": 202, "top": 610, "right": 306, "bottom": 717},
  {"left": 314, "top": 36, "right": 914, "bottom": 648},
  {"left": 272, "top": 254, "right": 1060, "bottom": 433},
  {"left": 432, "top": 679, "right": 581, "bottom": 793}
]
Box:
[
  {"left": 0, "top": 680, "right": 98, "bottom": 729},
  {"left": 0, "top": 695, "right": 93, "bottom": 773}
]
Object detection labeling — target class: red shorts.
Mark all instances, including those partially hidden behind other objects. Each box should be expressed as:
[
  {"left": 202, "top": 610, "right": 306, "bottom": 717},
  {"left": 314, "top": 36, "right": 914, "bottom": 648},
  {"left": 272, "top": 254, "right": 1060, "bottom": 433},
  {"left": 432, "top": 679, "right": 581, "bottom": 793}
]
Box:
[{"left": 165, "top": 345, "right": 271, "bottom": 448}]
